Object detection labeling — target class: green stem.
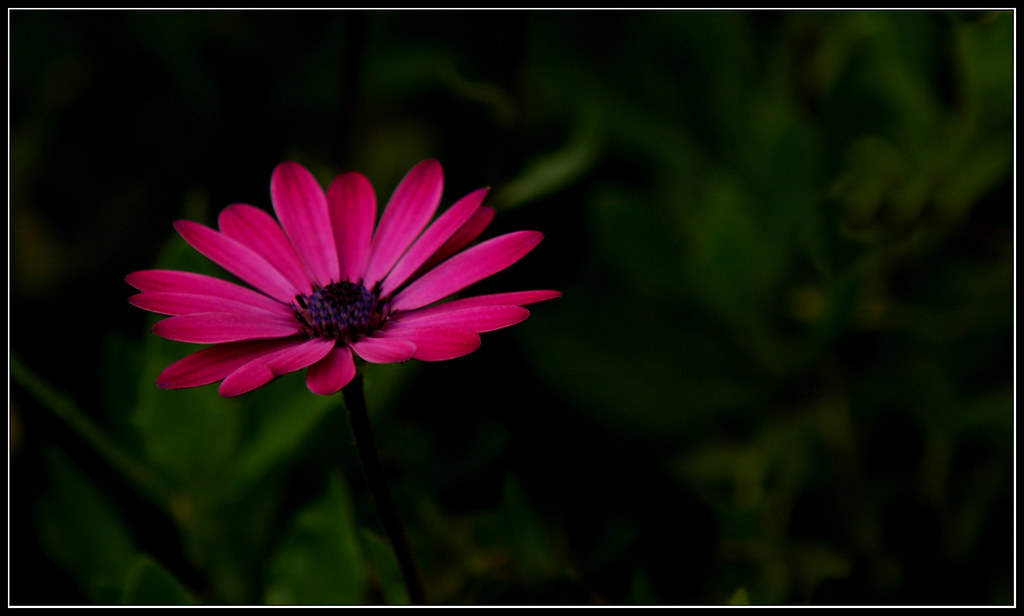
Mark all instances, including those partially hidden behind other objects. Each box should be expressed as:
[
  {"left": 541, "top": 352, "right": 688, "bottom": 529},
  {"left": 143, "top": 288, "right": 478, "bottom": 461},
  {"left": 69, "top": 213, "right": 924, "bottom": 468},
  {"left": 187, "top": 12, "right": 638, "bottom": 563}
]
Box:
[{"left": 342, "top": 372, "right": 427, "bottom": 605}]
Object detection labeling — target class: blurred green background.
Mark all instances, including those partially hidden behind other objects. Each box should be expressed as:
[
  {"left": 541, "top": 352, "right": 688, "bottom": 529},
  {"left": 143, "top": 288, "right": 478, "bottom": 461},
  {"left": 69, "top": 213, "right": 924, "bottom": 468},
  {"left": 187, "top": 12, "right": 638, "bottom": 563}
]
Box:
[{"left": 9, "top": 10, "right": 1014, "bottom": 605}]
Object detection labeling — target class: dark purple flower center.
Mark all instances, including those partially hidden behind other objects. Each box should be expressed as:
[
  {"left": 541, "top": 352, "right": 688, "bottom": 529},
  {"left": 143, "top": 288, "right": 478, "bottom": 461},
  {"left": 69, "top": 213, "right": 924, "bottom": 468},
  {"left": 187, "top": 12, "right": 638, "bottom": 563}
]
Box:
[{"left": 294, "top": 281, "right": 384, "bottom": 342}]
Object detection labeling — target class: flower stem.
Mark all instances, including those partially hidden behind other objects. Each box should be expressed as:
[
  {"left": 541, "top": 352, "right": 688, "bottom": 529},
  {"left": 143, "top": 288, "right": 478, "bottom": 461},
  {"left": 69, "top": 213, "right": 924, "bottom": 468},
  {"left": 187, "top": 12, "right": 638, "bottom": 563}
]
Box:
[{"left": 342, "top": 372, "right": 427, "bottom": 605}]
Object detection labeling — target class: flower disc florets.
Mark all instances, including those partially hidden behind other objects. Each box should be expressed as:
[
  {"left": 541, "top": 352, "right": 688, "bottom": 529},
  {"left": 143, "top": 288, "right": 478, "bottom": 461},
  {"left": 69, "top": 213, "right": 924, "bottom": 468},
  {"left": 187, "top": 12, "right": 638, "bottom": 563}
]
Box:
[{"left": 295, "top": 281, "right": 384, "bottom": 343}]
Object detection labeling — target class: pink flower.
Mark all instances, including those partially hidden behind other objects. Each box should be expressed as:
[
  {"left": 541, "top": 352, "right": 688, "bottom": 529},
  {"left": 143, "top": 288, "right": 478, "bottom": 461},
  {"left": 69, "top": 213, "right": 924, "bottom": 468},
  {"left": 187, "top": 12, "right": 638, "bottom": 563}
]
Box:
[{"left": 127, "top": 160, "right": 559, "bottom": 397}]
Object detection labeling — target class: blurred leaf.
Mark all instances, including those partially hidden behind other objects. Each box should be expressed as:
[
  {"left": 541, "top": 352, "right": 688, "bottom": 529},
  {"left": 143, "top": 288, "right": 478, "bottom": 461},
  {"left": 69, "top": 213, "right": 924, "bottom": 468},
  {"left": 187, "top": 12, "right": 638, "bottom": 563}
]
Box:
[
  {"left": 932, "top": 132, "right": 1011, "bottom": 223},
  {"left": 438, "top": 61, "right": 517, "bottom": 126},
  {"left": 232, "top": 388, "right": 334, "bottom": 490},
  {"left": 120, "top": 556, "right": 195, "bottom": 605},
  {"left": 495, "top": 109, "right": 602, "bottom": 209},
  {"left": 587, "top": 181, "right": 689, "bottom": 298},
  {"left": 671, "top": 409, "right": 820, "bottom": 515},
  {"left": 36, "top": 448, "right": 139, "bottom": 603},
  {"left": 522, "top": 283, "right": 768, "bottom": 443},
  {"left": 362, "top": 529, "right": 410, "bottom": 605},
  {"left": 626, "top": 570, "right": 661, "bottom": 605},
  {"left": 684, "top": 174, "right": 791, "bottom": 321},
  {"left": 831, "top": 136, "right": 907, "bottom": 232},
  {"left": 99, "top": 332, "right": 144, "bottom": 438},
  {"left": 788, "top": 543, "right": 852, "bottom": 601},
  {"left": 823, "top": 12, "right": 1011, "bottom": 243},
  {"left": 11, "top": 352, "right": 173, "bottom": 511},
  {"left": 954, "top": 11, "right": 1013, "bottom": 125},
  {"left": 726, "top": 586, "right": 750, "bottom": 605},
  {"left": 362, "top": 360, "right": 418, "bottom": 421},
  {"left": 264, "top": 475, "right": 365, "bottom": 605},
  {"left": 499, "top": 476, "right": 567, "bottom": 586}
]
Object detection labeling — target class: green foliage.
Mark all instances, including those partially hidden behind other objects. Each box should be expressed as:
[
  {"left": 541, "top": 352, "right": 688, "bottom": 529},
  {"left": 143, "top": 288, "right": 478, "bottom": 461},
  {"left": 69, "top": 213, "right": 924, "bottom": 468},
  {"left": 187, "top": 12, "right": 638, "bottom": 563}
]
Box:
[
  {"left": 264, "top": 476, "right": 365, "bottom": 604},
  {"left": 120, "top": 557, "right": 196, "bottom": 605},
  {"left": 35, "top": 448, "right": 140, "bottom": 603}
]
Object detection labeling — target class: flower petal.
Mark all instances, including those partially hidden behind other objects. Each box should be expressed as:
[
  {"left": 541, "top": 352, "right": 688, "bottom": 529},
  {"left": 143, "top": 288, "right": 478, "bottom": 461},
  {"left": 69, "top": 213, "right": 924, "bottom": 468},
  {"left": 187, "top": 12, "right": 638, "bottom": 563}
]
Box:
[
  {"left": 417, "top": 205, "right": 495, "bottom": 275},
  {"left": 271, "top": 161, "right": 340, "bottom": 284},
  {"left": 157, "top": 338, "right": 301, "bottom": 389},
  {"left": 306, "top": 344, "right": 358, "bottom": 395},
  {"left": 126, "top": 269, "right": 287, "bottom": 314},
  {"left": 363, "top": 159, "right": 444, "bottom": 287},
  {"left": 327, "top": 171, "right": 377, "bottom": 283},
  {"left": 174, "top": 220, "right": 299, "bottom": 303},
  {"left": 380, "top": 187, "right": 488, "bottom": 297},
  {"left": 152, "top": 312, "right": 300, "bottom": 344},
  {"left": 219, "top": 337, "right": 336, "bottom": 397},
  {"left": 404, "top": 290, "right": 562, "bottom": 315},
  {"left": 391, "top": 230, "right": 544, "bottom": 311},
  {"left": 350, "top": 336, "right": 417, "bottom": 364},
  {"left": 219, "top": 203, "right": 314, "bottom": 294},
  {"left": 394, "top": 304, "right": 530, "bottom": 333},
  {"left": 129, "top": 292, "right": 291, "bottom": 317},
  {"left": 379, "top": 325, "right": 481, "bottom": 362}
]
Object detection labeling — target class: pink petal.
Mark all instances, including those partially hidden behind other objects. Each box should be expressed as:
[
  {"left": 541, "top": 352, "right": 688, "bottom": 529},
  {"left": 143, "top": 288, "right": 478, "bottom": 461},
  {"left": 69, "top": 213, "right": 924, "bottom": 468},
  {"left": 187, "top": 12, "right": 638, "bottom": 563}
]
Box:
[
  {"left": 129, "top": 292, "right": 291, "bottom": 317},
  {"left": 350, "top": 336, "right": 417, "bottom": 364},
  {"left": 362, "top": 159, "right": 444, "bottom": 287},
  {"left": 327, "top": 171, "right": 377, "bottom": 283},
  {"left": 126, "top": 269, "right": 287, "bottom": 314},
  {"left": 418, "top": 205, "right": 495, "bottom": 275},
  {"left": 391, "top": 230, "right": 544, "bottom": 312},
  {"left": 218, "top": 203, "right": 314, "bottom": 295},
  {"left": 270, "top": 161, "right": 340, "bottom": 284},
  {"left": 157, "top": 338, "right": 301, "bottom": 389},
  {"left": 380, "top": 187, "right": 488, "bottom": 297},
  {"left": 379, "top": 325, "right": 481, "bottom": 362},
  {"left": 152, "top": 312, "right": 300, "bottom": 344},
  {"left": 306, "top": 344, "right": 358, "bottom": 395},
  {"left": 174, "top": 220, "right": 300, "bottom": 303},
  {"left": 405, "top": 290, "right": 562, "bottom": 315},
  {"left": 303, "top": 339, "right": 360, "bottom": 392},
  {"left": 219, "top": 337, "right": 336, "bottom": 397},
  {"left": 394, "top": 304, "right": 530, "bottom": 333}
]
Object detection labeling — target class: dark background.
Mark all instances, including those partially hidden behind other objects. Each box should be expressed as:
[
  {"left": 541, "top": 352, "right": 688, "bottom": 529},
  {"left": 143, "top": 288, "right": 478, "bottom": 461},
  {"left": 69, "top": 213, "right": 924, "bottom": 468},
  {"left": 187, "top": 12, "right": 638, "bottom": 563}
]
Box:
[{"left": 10, "top": 10, "right": 1014, "bottom": 605}]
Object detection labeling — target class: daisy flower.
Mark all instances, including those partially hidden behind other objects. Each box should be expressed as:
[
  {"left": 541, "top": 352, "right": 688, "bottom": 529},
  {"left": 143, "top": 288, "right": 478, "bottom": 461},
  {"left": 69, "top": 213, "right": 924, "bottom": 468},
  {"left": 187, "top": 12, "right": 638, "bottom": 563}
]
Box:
[{"left": 127, "top": 159, "right": 559, "bottom": 397}]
